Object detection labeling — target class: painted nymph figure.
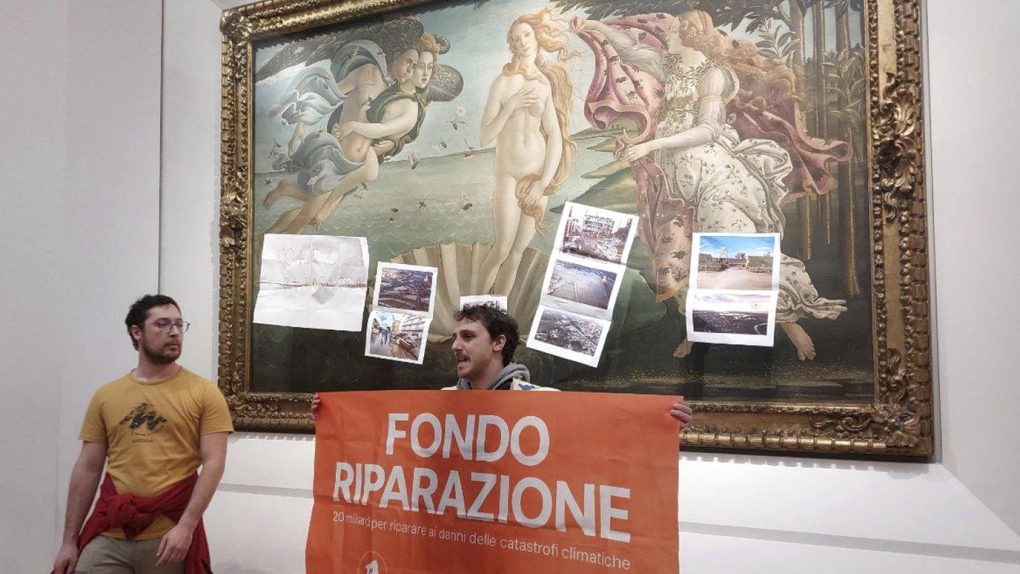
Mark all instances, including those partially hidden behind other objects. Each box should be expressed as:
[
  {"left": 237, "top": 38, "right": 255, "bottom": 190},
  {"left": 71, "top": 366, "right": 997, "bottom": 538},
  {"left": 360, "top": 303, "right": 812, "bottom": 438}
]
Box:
[
  {"left": 574, "top": 10, "right": 850, "bottom": 360},
  {"left": 476, "top": 7, "right": 577, "bottom": 296}
]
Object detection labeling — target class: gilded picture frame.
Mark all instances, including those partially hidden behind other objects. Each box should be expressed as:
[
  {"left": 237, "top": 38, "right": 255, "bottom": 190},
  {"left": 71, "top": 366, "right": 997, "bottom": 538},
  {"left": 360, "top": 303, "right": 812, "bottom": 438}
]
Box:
[{"left": 218, "top": 0, "right": 932, "bottom": 457}]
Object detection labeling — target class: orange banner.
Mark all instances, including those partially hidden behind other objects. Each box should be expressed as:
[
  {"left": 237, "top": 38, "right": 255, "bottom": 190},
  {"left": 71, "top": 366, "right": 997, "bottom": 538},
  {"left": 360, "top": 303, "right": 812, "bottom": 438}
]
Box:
[{"left": 306, "top": 391, "right": 680, "bottom": 574}]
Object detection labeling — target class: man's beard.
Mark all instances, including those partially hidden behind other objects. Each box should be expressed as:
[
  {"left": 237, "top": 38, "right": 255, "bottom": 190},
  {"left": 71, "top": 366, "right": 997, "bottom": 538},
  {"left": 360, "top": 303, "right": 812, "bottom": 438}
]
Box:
[{"left": 141, "top": 339, "right": 181, "bottom": 365}]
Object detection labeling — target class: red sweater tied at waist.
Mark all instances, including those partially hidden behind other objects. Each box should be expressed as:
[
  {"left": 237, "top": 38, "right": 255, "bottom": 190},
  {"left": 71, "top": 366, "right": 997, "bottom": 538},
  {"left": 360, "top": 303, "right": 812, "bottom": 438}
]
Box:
[{"left": 55, "top": 473, "right": 212, "bottom": 574}]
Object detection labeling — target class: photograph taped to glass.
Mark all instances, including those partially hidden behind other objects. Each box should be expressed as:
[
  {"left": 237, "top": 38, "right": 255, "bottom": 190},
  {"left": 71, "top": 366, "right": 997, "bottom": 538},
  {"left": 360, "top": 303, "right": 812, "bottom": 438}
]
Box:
[
  {"left": 553, "top": 202, "right": 638, "bottom": 265},
  {"left": 690, "top": 233, "right": 780, "bottom": 292},
  {"left": 373, "top": 262, "right": 438, "bottom": 315},
  {"left": 686, "top": 291, "right": 778, "bottom": 347},
  {"left": 527, "top": 305, "right": 610, "bottom": 367},
  {"left": 365, "top": 310, "right": 431, "bottom": 364}
]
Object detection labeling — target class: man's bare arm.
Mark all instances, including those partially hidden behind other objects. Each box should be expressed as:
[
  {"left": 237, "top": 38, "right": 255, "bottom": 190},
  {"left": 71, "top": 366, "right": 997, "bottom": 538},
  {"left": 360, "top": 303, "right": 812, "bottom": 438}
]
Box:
[
  {"left": 155, "top": 432, "right": 228, "bottom": 567},
  {"left": 52, "top": 441, "right": 107, "bottom": 574}
]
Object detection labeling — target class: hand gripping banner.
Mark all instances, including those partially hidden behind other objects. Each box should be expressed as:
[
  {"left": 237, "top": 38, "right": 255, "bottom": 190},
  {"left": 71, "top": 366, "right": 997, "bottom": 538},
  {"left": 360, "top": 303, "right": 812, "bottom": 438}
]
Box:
[{"left": 306, "top": 391, "right": 680, "bottom": 574}]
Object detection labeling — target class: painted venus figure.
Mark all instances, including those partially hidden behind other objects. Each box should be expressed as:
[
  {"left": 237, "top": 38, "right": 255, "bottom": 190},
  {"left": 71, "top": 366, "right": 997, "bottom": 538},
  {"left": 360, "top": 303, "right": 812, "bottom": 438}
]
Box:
[
  {"left": 312, "top": 304, "right": 693, "bottom": 427},
  {"left": 475, "top": 7, "right": 577, "bottom": 296},
  {"left": 51, "top": 295, "right": 233, "bottom": 574}
]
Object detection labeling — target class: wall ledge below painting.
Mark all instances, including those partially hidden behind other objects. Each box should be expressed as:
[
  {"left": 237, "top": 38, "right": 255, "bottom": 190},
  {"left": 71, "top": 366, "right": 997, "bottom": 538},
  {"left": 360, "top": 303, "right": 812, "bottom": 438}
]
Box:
[{"left": 218, "top": 432, "right": 1020, "bottom": 561}]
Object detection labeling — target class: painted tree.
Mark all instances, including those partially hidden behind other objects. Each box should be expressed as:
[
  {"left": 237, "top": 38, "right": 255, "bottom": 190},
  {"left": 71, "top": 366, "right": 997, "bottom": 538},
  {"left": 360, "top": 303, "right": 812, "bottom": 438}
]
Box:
[{"left": 825, "top": 0, "right": 865, "bottom": 295}]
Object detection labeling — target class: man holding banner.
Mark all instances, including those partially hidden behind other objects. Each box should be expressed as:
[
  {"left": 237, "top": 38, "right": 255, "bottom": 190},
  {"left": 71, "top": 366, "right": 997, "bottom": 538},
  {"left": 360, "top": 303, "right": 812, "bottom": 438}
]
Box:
[{"left": 306, "top": 305, "right": 692, "bottom": 573}]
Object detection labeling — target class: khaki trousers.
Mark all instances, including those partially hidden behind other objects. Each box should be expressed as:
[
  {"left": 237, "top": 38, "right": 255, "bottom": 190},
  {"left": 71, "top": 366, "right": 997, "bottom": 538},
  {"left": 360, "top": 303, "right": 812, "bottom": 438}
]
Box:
[{"left": 74, "top": 535, "right": 186, "bottom": 574}]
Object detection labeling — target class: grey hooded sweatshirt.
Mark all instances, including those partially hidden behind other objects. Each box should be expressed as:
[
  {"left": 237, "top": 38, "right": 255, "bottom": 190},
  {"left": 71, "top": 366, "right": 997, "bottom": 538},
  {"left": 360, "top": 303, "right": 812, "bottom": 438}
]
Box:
[{"left": 448, "top": 362, "right": 556, "bottom": 391}]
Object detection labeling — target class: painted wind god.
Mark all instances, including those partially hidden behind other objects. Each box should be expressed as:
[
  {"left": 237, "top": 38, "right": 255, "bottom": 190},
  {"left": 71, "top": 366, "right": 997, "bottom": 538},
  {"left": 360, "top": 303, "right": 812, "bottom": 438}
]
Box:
[{"left": 255, "top": 17, "right": 464, "bottom": 236}]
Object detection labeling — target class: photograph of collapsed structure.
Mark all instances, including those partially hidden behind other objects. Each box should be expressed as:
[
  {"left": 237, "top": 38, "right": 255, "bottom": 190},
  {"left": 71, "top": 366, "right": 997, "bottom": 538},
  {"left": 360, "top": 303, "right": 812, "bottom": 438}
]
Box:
[
  {"left": 558, "top": 204, "right": 635, "bottom": 265},
  {"left": 377, "top": 266, "right": 435, "bottom": 313},
  {"left": 546, "top": 259, "right": 618, "bottom": 310},
  {"left": 694, "top": 234, "right": 778, "bottom": 291},
  {"left": 533, "top": 308, "right": 604, "bottom": 357}
]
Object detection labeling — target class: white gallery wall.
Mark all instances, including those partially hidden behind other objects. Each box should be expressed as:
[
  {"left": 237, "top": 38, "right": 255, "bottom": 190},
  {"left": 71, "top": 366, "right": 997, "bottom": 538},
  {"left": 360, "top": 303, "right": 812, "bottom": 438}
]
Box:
[
  {"left": 0, "top": 1, "right": 69, "bottom": 569},
  {"left": 0, "top": 0, "right": 163, "bottom": 572},
  {"left": 1, "top": 0, "right": 1017, "bottom": 572},
  {"left": 925, "top": 0, "right": 1020, "bottom": 539}
]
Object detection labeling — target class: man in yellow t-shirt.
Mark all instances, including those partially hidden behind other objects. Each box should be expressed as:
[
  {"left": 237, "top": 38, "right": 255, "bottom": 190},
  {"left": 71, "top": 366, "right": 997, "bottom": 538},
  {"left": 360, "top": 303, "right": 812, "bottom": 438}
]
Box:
[{"left": 51, "top": 294, "right": 233, "bottom": 574}]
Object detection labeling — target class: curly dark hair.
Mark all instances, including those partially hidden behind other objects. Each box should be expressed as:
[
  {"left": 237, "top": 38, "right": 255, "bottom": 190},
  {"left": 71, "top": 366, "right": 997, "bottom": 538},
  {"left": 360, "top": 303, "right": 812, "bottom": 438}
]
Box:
[
  {"left": 125, "top": 294, "right": 180, "bottom": 350},
  {"left": 377, "top": 16, "right": 425, "bottom": 69},
  {"left": 454, "top": 304, "right": 520, "bottom": 366}
]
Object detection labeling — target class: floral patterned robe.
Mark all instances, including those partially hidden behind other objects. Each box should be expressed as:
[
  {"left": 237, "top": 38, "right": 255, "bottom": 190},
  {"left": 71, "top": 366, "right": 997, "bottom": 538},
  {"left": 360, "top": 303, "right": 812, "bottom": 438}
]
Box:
[{"left": 577, "top": 13, "right": 848, "bottom": 322}]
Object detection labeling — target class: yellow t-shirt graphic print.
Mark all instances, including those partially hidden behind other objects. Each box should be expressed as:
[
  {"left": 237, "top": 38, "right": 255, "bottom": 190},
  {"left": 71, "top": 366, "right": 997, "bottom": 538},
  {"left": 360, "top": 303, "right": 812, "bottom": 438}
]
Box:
[{"left": 79, "top": 367, "right": 233, "bottom": 540}]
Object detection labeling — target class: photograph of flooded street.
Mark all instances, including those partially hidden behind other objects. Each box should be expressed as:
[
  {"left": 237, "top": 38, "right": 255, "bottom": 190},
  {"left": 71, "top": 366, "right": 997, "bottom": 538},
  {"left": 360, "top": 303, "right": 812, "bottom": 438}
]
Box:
[
  {"left": 546, "top": 259, "right": 617, "bottom": 310},
  {"left": 366, "top": 311, "right": 429, "bottom": 364},
  {"left": 377, "top": 265, "right": 436, "bottom": 313},
  {"left": 692, "top": 310, "right": 770, "bottom": 335}
]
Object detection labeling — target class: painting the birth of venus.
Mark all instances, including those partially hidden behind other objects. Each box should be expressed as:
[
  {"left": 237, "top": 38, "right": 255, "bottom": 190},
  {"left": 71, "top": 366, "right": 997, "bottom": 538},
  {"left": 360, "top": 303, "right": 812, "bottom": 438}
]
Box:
[{"left": 246, "top": 0, "right": 872, "bottom": 405}]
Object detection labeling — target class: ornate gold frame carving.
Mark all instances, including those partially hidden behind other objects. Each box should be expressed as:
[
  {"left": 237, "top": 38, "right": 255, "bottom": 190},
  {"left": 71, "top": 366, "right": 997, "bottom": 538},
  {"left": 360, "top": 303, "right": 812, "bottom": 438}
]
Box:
[{"left": 218, "top": 0, "right": 933, "bottom": 457}]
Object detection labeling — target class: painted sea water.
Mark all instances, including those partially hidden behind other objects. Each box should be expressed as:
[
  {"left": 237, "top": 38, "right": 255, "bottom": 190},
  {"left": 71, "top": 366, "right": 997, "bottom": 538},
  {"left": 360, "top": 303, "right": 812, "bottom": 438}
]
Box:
[{"left": 254, "top": 137, "right": 610, "bottom": 265}]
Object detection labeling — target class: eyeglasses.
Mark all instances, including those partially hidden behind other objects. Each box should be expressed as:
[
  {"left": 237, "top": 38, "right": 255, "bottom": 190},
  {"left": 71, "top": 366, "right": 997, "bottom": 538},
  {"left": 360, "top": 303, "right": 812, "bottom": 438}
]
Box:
[{"left": 150, "top": 320, "right": 190, "bottom": 334}]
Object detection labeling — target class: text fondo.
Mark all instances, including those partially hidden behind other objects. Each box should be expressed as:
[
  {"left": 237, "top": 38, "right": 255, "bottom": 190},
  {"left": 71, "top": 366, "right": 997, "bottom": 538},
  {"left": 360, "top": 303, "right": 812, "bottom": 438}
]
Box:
[{"left": 332, "top": 412, "right": 631, "bottom": 542}]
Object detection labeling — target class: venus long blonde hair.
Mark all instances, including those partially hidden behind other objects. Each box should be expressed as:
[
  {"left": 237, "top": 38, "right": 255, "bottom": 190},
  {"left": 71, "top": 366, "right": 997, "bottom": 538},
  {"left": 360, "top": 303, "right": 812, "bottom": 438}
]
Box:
[{"left": 503, "top": 7, "right": 577, "bottom": 227}]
